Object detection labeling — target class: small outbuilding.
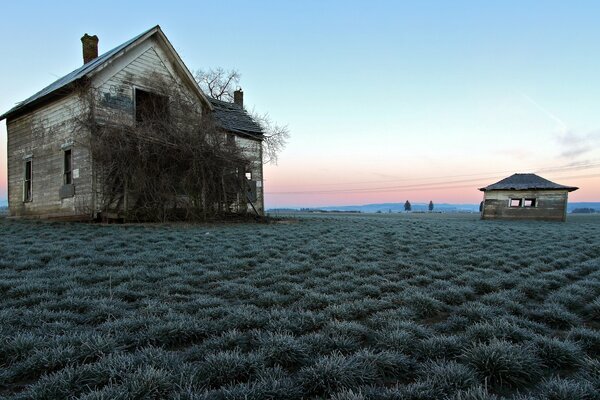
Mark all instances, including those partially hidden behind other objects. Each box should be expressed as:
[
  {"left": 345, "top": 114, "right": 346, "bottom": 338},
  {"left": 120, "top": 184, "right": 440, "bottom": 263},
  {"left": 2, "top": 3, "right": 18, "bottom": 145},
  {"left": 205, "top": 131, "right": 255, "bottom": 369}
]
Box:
[{"left": 479, "top": 173, "right": 578, "bottom": 221}]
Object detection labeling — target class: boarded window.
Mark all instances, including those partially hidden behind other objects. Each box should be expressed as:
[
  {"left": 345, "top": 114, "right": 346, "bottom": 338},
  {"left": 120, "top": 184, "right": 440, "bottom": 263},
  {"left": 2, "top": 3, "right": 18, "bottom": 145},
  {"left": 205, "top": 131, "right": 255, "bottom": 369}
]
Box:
[
  {"left": 24, "top": 160, "right": 32, "bottom": 202},
  {"left": 135, "top": 88, "right": 169, "bottom": 123},
  {"left": 523, "top": 198, "right": 536, "bottom": 207},
  {"left": 509, "top": 198, "right": 522, "bottom": 207},
  {"left": 64, "top": 149, "right": 72, "bottom": 185}
]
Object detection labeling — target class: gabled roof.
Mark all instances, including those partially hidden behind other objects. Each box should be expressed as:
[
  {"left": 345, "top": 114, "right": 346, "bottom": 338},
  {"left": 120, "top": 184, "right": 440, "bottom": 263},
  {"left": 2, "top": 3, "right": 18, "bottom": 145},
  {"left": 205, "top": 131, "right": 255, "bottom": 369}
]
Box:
[
  {"left": 209, "top": 98, "right": 263, "bottom": 139},
  {"left": 0, "top": 25, "right": 211, "bottom": 121},
  {"left": 479, "top": 173, "right": 578, "bottom": 192}
]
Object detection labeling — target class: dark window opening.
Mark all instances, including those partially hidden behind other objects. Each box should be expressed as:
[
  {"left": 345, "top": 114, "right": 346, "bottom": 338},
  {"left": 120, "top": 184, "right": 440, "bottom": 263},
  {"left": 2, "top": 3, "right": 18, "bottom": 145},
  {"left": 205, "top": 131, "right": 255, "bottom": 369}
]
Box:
[
  {"left": 135, "top": 89, "right": 169, "bottom": 124},
  {"left": 509, "top": 198, "right": 522, "bottom": 208},
  {"left": 64, "top": 149, "right": 72, "bottom": 184},
  {"left": 24, "top": 160, "right": 32, "bottom": 202},
  {"left": 523, "top": 198, "right": 536, "bottom": 207},
  {"left": 227, "top": 134, "right": 236, "bottom": 146}
]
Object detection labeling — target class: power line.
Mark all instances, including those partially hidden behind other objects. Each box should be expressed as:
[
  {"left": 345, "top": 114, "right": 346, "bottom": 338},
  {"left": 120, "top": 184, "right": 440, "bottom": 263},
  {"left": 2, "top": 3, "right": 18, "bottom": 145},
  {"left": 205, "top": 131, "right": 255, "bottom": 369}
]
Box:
[
  {"left": 266, "top": 171, "right": 600, "bottom": 196},
  {"left": 279, "top": 159, "right": 600, "bottom": 188}
]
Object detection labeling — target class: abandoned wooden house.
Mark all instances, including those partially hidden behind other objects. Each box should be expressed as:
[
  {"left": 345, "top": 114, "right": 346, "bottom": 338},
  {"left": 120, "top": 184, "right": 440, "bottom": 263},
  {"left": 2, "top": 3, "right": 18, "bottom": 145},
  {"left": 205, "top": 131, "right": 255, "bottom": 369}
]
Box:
[
  {"left": 0, "top": 25, "right": 264, "bottom": 219},
  {"left": 479, "top": 173, "right": 578, "bottom": 221}
]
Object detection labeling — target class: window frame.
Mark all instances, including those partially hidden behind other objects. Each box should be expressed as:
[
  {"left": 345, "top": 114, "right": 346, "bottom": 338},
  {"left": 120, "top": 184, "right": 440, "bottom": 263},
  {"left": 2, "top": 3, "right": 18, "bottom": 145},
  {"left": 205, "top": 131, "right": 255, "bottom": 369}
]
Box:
[
  {"left": 508, "top": 197, "right": 537, "bottom": 208},
  {"left": 509, "top": 198, "right": 522, "bottom": 208},
  {"left": 133, "top": 87, "right": 169, "bottom": 125},
  {"left": 23, "top": 158, "right": 32, "bottom": 202},
  {"left": 63, "top": 148, "right": 73, "bottom": 185},
  {"left": 227, "top": 133, "right": 236, "bottom": 146},
  {"left": 523, "top": 198, "right": 537, "bottom": 208}
]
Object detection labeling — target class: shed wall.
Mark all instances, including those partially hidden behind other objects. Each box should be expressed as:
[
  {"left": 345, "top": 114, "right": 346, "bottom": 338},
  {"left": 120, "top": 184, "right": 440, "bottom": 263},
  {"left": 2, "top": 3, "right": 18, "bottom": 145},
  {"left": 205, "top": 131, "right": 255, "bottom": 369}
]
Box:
[{"left": 481, "top": 190, "right": 569, "bottom": 221}]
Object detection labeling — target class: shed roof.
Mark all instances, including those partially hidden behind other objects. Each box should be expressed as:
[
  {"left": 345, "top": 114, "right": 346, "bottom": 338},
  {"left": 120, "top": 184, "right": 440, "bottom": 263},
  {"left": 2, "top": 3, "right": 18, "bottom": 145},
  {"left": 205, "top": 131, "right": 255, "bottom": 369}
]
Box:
[
  {"left": 479, "top": 173, "right": 578, "bottom": 192},
  {"left": 0, "top": 25, "right": 211, "bottom": 121},
  {"left": 209, "top": 98, "right": 263, "bottom": 139}
]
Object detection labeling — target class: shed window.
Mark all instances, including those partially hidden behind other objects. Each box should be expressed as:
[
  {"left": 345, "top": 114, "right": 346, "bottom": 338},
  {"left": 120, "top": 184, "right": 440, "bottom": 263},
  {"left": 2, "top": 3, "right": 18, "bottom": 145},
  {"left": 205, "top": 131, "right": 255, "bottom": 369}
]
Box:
[
  {"left": 24, "top": 160, "right": 32, "bottom": 202},
  {"left": 135, "top": 88, "right": 169, "bottom": 123},
  {"left": 523, "top": 198, "right": 536, "bottom": 207},
  {"left": 64, "top": 149, "right": 72, "bottom": 184},
  {"left": 509, "top": 198, "right": 522, "bottom": 208}
]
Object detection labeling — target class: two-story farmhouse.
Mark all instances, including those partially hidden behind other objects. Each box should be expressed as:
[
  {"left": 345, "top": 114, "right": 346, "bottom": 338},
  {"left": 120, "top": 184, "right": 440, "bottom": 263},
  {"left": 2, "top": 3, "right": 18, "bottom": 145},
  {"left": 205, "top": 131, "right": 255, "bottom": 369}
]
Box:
[{"left": 0, "top": 25, "right": 264, "bottom": 219}]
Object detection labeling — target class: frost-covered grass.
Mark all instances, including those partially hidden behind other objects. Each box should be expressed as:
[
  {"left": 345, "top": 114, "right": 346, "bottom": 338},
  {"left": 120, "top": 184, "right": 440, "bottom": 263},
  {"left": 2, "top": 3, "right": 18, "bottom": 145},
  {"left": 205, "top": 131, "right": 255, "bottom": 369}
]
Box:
[{"left": 0, "top": 213, "right": 599, "bottom": 399}]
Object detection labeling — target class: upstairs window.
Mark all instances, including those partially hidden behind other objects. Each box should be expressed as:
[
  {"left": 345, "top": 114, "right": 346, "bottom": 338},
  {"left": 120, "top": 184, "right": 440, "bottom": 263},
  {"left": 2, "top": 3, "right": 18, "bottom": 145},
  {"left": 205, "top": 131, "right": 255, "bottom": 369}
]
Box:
[
  {"left": 64, "top": 149, "right": 72, "bottom": 185},
  {"left": 135, "top": 88, "right": 169, "bottom": 124},
  {"left": 227, "top": 134, "right": 236, "bottom": 146},
  {"left": 24, "top": 159, "right": 32, "bottom": 202}
]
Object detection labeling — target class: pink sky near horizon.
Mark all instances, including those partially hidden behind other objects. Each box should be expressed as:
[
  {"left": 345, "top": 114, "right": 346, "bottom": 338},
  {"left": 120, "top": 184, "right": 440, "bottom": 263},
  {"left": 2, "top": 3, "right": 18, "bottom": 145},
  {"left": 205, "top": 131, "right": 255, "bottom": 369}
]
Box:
[{"left": 263, "top": 164, "right": 600, "bottom": 208}]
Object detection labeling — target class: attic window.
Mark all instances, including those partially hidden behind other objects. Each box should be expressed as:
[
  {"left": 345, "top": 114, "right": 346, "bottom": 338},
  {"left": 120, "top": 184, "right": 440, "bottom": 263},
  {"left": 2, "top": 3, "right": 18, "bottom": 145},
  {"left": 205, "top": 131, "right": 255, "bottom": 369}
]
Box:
[
  {"left": 523, "top": 198, "right": 536, "bottom": 207},
  {"left": 509, "top": 198, "right": 522, "bottom": 208},
  {"left": 135, "top": 88, "right": 169, "bottom": 123}
]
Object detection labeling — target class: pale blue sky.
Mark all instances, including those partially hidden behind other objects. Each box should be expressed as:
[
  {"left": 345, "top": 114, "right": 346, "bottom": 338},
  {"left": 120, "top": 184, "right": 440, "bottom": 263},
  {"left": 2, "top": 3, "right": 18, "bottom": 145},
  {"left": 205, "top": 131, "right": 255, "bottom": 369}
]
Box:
[{"left": 1, "top": 1, "right": 599, "bottom": 206}]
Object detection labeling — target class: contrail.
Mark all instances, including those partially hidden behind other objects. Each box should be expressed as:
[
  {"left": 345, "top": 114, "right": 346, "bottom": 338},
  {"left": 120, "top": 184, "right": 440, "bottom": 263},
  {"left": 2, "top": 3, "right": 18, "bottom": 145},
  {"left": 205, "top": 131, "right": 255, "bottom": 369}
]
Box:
[{"left": 519, "top": 92, "right": 568, "bottom": 132}]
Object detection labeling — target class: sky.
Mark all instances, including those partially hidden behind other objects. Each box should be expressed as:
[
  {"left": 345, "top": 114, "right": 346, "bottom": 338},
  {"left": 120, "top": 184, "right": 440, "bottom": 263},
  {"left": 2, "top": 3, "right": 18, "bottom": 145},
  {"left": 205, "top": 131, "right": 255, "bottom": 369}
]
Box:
[{"left": 1, "top": 1, "right": 599, "bottom": 208}]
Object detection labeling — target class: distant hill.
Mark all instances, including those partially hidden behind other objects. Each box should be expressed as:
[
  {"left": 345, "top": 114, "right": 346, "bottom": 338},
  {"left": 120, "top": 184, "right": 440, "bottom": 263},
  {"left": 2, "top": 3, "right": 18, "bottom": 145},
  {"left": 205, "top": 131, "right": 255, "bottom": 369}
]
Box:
[
  {"left": 567, "top": 202, "right": 600, "bottom": 213},
  {"left": 316, "top": 202, "right": 480, "bottom": 213},
  {"left": 269, "top": 202, "right": 600, "bottom": 214}
]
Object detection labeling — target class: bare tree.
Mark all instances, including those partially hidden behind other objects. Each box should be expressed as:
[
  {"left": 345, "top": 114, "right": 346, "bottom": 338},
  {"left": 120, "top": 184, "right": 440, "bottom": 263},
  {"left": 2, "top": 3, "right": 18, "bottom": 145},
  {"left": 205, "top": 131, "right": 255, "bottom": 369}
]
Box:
[
  {"left": 194, "top": 68, "right": 289, "bottom": 164},
  {"left": 194, "top": 68, "right": 240, "bottom": 102},
  {"left": 248, "top": 110, "right": 290, "bottom": 164}
]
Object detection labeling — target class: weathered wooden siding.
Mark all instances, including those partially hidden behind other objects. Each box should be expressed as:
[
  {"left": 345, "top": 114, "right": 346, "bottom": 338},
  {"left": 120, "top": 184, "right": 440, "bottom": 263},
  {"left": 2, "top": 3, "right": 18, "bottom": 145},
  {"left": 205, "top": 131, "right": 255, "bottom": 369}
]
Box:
[
  {"left": 6, "top": 94, "right": 93, "bottom": 218},
  {"left": 481, "top": 190, "right": 569, "bottom": 221}
]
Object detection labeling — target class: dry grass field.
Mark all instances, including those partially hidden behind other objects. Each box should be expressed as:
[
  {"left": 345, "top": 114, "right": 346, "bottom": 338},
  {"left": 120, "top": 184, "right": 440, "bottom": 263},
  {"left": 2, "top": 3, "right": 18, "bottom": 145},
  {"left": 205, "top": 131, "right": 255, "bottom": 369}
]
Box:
[{"left": 0, "top": 213, "right": 599, "bottom": 399}]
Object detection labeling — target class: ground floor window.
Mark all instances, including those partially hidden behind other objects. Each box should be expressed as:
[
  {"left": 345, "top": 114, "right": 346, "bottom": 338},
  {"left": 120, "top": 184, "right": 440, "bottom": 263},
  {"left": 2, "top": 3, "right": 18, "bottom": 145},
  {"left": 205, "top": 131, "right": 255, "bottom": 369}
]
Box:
[
  {"left": 64, "top": 149, "right": 72, "bottom": 184},
  {"left": 23, "top": 159, "right": 32, "bottom": 202}
]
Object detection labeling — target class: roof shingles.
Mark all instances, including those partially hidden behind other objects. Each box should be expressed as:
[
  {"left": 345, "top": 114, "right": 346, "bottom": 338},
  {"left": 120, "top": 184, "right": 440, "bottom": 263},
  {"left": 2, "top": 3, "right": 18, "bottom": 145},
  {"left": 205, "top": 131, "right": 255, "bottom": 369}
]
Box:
[
  {"left": 1, "top": 26, "right": 263, "bottom": 139},
  {"left": 0, "top": 26, "right": 158, "bottom": 120},
  {"left": 209, "top": 98, "right": 263, "bottom": 138},
  {"left": 479, "top": 173, "right": 578, "bottom": 192}
]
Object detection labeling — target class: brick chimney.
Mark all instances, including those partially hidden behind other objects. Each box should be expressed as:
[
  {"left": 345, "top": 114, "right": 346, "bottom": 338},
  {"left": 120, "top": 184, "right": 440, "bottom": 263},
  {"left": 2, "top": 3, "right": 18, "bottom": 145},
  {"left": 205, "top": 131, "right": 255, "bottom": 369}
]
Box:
[
  {"left": 233, "top": 89, "right": 243, "bottom": 107},
  {"left": 81, "top": 34, "right": 99, "bottom": 64}
]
